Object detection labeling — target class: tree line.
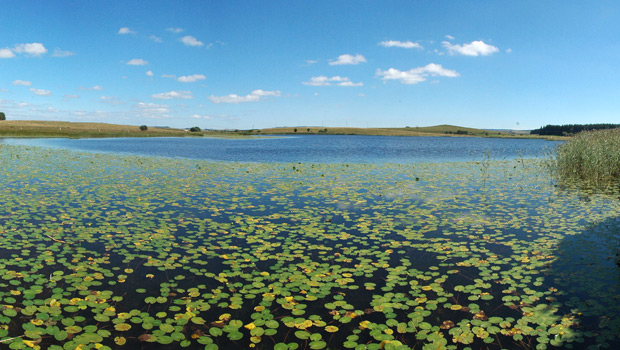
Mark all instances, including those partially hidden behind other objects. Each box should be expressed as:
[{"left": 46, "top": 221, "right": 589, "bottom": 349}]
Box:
[{"left": 530, "top": 123, "right": 620, "bottom": 136}]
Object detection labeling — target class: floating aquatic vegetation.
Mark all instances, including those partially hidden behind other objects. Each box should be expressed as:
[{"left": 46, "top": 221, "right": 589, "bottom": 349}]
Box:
[{"left": 0, "top": 144, "right": 618, "bottom": 349}]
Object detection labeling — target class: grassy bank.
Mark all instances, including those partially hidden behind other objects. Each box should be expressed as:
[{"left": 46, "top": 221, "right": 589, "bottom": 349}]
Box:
[
  {"left": 0, "top": 120, "right": 564, "bottom": 140},
  {"left": 257, "top": 125, "right": 562, "bottom": 139},
  {"left": 0, "top": 120, "right": 195, "bottom": 138},
  {"left": 555, "top": 128, "right": 620, "bottom": 186}
]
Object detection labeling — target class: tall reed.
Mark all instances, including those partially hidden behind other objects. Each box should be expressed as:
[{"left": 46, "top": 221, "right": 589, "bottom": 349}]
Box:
[{"left": 555, "top": 128, "right": 620, "bottom": 186}]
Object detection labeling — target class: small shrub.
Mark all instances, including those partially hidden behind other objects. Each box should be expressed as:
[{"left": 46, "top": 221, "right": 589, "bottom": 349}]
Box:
[
  {"left": 139, "top": 125, "right": 148, "bottom": 131},
  {"left": 0, "top": 112, "right": 5, "bottom": 120},
  {"left": 555, "top": 128, "right": 620, "bottom": 186},
  {"left": 189, "top": 126, "right": 201, "bottom": 132}
]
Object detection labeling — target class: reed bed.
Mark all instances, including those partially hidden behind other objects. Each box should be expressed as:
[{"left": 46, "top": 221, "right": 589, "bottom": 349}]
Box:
[{"left": 555, "top": 128, "right": 620, "bottom": 186}]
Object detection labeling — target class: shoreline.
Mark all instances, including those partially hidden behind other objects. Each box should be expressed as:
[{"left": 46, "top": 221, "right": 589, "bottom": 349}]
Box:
[{"left": 0, "top": 120, "right": 566, "bottom": 141}]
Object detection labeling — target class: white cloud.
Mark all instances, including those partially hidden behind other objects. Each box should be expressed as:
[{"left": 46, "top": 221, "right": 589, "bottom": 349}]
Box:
[
  {"left": 209, "top": 89, "right": 281, "bottom": 104},
  {"left": 64, "top": 94, "right": 79, "bottom": 99},
  {"left": 376, "top": 63, "right": 459, "bottom": 85},
  {"left": 338, "top": 81, "right": 364, "bottom": 87},
  {"left": 445, "top": 35, "right": 455, "bottom": 40},
  {"left": 152, "top": 90, "right": 194, "bottom": 100},
  {"left": 379, "top": 40, "right": 423, "bottom": 49},
  {"left": 442, "top": 40, "right": 499, "bottom": 56},
  {"left": 302, "top": 76, "right": 362, "bottom": 87},
  {"left": 118, "top": 27, "right": 135, "bottom": 35},
  {"left": 138, "top": 102, "right": 168, "bottom": 112},
  {"left": 136, "top": 102, "right": 170, "bottom": 118},
  {"left": 329, "top": 53, "right": 367, "bottom": 65},
  {"left": 79, "top": 85, "right": 104, "bottom": 91},
  {"left": 12, "top": 80, "right": 32, "bottom": 86},
  {"left": 166, "top": 27, "right": 184, "bottom": 33},
  {"left": 506, "top": 48, "right": 513, "bottom": 54},
  {"left": 191, "top": 114, "right": 212, "bottom": 119},
  {"left": 52, "top": 48, "right": 75, "bottom": 57},
  {"left": 149, "top": 35, "right": 163, "bottom": 43},
  {"left": 30, "top": 88, "right": 52, "bottom": 96},
  {"left": 126, "top": 58, "right": 148, "bottom": 66},
  {"left": 99, "top": 96, "right": 125, "bottom": 105},
  {"left": 14, "top": 43, "right": 47, "bottom": 56},
  {"left": 0, "top": 48, "right": 16, "bottom": 58},
  {"left": 177, "top": 74, "right": 206, "bottom": 83},
  {"left": 161, "top": 74, "right": 176, "bottom": 79},
  {"left": 180, "top": 35, "right": 204, "bottom": 47},
  {"left": 146, "top": 70, "right": 154, "bottom": 77}
]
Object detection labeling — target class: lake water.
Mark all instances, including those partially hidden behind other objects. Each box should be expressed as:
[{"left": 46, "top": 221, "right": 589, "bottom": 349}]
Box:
[
  {"left": 1, "top": 135, "right": 558, "bottom": 163},
  {"left": 0, "top": 140, "right": 618, "bottom": 349}
]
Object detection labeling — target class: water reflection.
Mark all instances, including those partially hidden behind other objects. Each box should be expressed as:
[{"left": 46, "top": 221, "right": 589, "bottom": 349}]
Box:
[{"left": 547, "top": 216, "right": 620, "bottom": 347}]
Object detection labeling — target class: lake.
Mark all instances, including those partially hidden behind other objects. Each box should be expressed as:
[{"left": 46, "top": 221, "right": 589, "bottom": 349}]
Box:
[
  {"left": 1, "top": 135, "right": 558, "bottom": 163},
  {"left": 0, "top": 138, "right": 618, "bottom": 350}
]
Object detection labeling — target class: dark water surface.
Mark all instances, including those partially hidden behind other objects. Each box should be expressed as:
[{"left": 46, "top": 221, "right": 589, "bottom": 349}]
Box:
[
  {"left": 0, "top": 141, "right": 618, "bottom": 349},
  {"left": 2, "top": 135, "right": 558, "bottom": 163}
]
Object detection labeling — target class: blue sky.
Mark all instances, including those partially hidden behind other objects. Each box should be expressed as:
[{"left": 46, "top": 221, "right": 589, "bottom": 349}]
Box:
[{"left": 1, "top": 1, "right": 619, "bottom": 130}]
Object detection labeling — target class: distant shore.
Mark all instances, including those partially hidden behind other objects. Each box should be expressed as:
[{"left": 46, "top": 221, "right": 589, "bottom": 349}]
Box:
[{"left": 0, "top": 120, "right": 565, "bottom": 140}]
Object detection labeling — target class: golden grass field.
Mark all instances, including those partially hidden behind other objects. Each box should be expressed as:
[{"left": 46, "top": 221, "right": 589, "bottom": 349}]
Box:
[
  {"left": 257, "top": 124, "right": 561, "bottom": 139},
  {"left": 0, "top": 120, "right": 193, "bottom": 138},
  {"left": 0, "top": 120, "right": 562, "bottom": 139}
]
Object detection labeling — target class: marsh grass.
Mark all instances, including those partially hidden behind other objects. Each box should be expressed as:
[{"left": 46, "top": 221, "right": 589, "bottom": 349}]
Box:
[{"left": 555, "top": 128, "right": 620, "bottom": 187}]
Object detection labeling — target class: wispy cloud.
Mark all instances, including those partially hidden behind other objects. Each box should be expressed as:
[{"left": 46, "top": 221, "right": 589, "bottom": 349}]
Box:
[
  {"left": 30, "top": 88, "right": 52, "bottom": 96},
  {"left": 149, "top": 35, "right": 163, "bottom": 43},
  {"left": 180, "top": 35, "right": 204, "bottom": 47},
  {"left": 302, "top": 76, "right": 362, "bottom": 87},
  {"left": 79, "top": 85, "right": 104, "bottom": 91},
  {"left": 442, "top": 40, "right": 499, "bottom": 56},
  {"left": 376, "top": 63, "right": 459, "bottom": 84},
  {"left": 126, "top": 58, "right": 148, "bottom": 66},
  {"left": 136, "top": 102, "right": 170, "bottom": 118},
  {"left": 0, "top": 48, "right": 15, "bottom": 58},
  {"left": 118, "top": 27, "right": 135, "bottom": 35},
  {"left": 152, "top": 90, "right": 193, "bottom": 100},
  {"left": 53, "top": 48, "right": 75, "bottom": 57},
  {"left": 14, "top": 43, "right": 47, "bottom": 56},
  {"left": 209, "top": 90, "right": 281, "bottom": 104},
  {"left": 146, "top": 70, "right": 154, "bottom": 77},
  {"left": 329, "top": 53, "right": 367, "bottom": 66},
  {"left": 379, "top": 40, "right": 423, "bottom": 49},
  {"left": 178, "top": 74, "right": 206, "bottom": 83},
  {"left": 190, "top": 114, "right": 212, "bottom": 119},
  {"left": 12, "top": 80, "right": 32, "bottom": 86},
  {"left": 64, "top": 94, "right": 79, "bottom": 99},
  {"left": 99, "top": 96, "right": 124, "bottom": 105},
  {"left": 166, "top": 27, "right": 184, "bottom": 33}
]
